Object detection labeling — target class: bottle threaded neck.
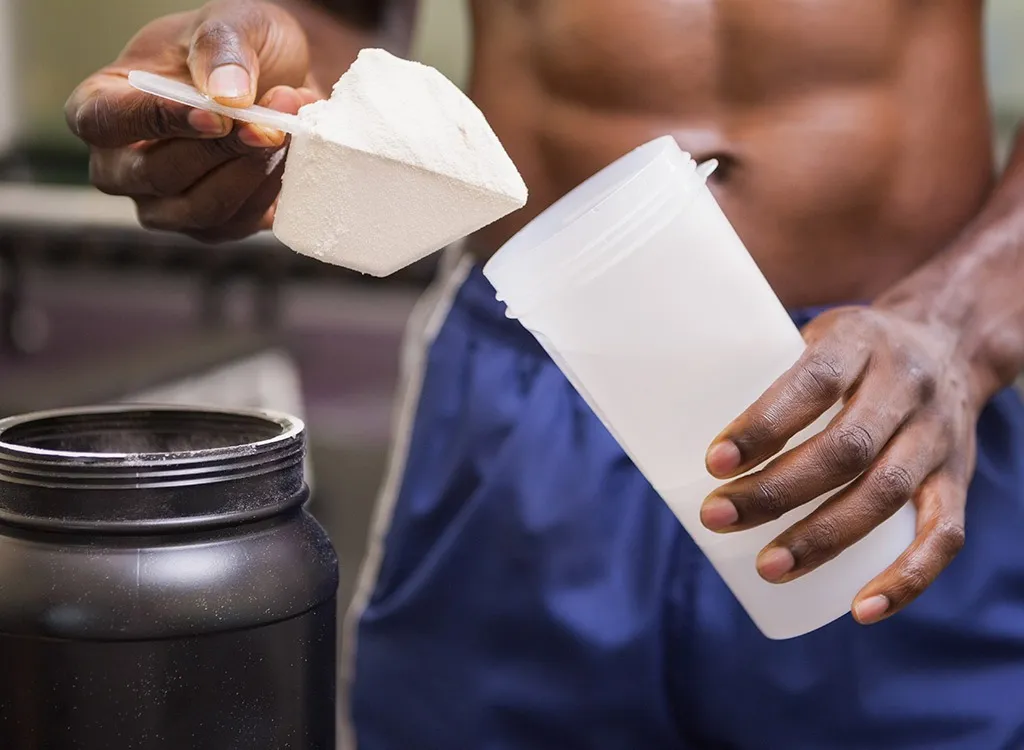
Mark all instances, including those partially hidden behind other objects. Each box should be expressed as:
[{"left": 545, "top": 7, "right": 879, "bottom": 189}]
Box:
[{"left": 0, "top": 406, "right": 306, "bottom": 533}]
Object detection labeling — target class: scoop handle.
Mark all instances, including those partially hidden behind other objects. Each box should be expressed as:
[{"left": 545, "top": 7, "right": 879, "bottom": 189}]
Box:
[{"left": 127, "top": 70, "right": 304, "bottom": 135}]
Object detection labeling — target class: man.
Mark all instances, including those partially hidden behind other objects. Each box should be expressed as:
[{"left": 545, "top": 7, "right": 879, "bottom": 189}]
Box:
[{"left": 66, "top": 1, "right": 1024, "bottom": 747}]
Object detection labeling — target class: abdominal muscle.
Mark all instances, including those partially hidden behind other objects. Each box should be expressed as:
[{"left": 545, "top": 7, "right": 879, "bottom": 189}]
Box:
[{"left": 462, "top": 0, "right": 995, "bottom": 308}]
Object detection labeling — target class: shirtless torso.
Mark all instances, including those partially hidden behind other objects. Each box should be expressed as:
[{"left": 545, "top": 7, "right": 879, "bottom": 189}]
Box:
[{"left": 460, "top": 0, "right": 994, "bottom": 307}]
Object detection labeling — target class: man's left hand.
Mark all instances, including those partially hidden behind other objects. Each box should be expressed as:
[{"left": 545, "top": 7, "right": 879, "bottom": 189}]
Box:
[{"left": 699, "top": 306, "right": 983, "bottom": 625}]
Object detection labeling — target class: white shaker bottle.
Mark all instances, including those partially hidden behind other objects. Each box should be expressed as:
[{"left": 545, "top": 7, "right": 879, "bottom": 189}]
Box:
[{"left": 483, "top": 136, "right": 916, "bottom": 639}]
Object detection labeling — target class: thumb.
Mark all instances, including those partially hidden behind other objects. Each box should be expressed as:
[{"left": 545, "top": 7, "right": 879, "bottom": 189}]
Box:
[{"left": 187, "top": 6, "right": 262, "bottom": 107}]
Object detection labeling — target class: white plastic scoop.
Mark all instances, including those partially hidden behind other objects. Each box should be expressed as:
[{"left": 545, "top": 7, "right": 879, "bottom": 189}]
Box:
[
  {"left": 127, "top": 70, "right": 303, "bottom": 135},
  {"left": 129, "top": 50, "right": 529, "bottom": 279}
]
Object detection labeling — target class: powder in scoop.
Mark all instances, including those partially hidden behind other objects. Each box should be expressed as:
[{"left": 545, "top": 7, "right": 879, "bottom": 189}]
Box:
[{"left": 273, "top": 49, "right": 528, "bottom": 276}]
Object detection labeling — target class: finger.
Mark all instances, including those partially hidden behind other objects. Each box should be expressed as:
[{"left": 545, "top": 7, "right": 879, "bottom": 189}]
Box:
[
  {"left": 67, "top": 75, "right": 231, "bottom": 147},
  {"left": 294, "top": 86, "right": 322, "bottom": 106},
  {"left": 90, "top": 130, "right": 258, "bottom": 198},
  {"left": 92, "top": 87, "right": 305, "bottom": 199},
  {"left": 851, "top": 472, "right": 966, "bottom": 624},
  {"left": 185, "top": 150, "right": 287, "bottom": 243},
  {"left": 706, "top": 323, "right": 873, "bottom": 478},
  {"left": 136, "top": 146, "right": 286, "bottom": 233},
  {"left": 236, "top": 86, "right": 307, "bottom": 149},
  {"left": 187, "top": 4, "right": 261, "bottom": 106},
  {"left": 754, "top": 417, "right": 948, "bottom": 583},
  {"left": 701, "top": 373, "right": 918, "bottom": 532}
]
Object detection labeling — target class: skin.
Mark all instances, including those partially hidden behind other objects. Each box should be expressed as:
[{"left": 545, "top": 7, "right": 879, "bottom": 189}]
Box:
[{"left": 66, "top": 0, "right": 1024, "bottom": 625}]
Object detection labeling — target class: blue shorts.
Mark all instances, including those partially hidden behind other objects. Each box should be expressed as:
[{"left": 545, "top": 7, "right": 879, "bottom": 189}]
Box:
[{"left": 343, "top": 259, "right": 1024, "bottom": 750}]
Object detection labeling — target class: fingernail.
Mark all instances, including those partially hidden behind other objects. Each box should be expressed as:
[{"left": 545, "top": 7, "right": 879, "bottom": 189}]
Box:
[
  {"left": 854, "top": 595, "right": 890, "bottom": 624},
  {"left": 188, "top": 109, "right": 229, "bottom": 135},
  {"left": 706, "top": 440, "right": 741, "bottom": 476},
  {"left": 238, "top": 124, "right": 284, "bottom": 149},
  {"left": 256, "top": 126, "right": 286, "bottom": 147},
  {"left": 757, "top": 546, "right": 795, "bottom": 582},
  {"left": 207, "top": 64, "right": 251, "bottom": 101},
  {"left": 700, "top": 496, "right": 738, "bottom": 531}
]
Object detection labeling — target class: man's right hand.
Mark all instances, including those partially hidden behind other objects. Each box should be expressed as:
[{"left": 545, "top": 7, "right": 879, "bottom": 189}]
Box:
[{"left": 66, "top": 0, "right": 322, "bottom": 242}]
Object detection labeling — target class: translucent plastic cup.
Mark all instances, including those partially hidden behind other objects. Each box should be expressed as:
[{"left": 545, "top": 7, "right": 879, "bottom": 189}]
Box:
[{"left": 483, "top": 137, "right": 917, "bottom": 639}]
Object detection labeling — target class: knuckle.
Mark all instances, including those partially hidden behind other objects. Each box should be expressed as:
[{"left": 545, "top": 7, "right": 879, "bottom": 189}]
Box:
[
  {"left": 933, "top": 517, "right": 966, "bottom": 559},
  {"left": 65, "top": 81, "right": 105, "bottom": 142},
  {"left": 800, "top": 515, "right": 845, "bottom": 559},
  {"left": 905, "top": 362, "right": 938, "bottom": 403},
  {"left": 92, "top": 150, "right": 161, "bottom": 197},
  {"left": 871, "top": 463, "right": 916, "bottom": 507},
  {"left": 135, "top": 203, "right": 163, "bottom": 232},
  {"left": 746, "top": 478, "right": 791, "bottom": 519},
  {"left": 88, "top": 152, "right": 112, "bottom": 193},
  {"left": 735, "top": 413, "right": 779, "bottom": 454},
  {"left": 195, "top": 16, "right": 235, "bottom": 42},
  {"left": 121, "top": 96, "right": 182, "bottom": 140},
  {"left": 184, "top": 192, "right": 237, "bottom": 230},
  {"left": 122, "top": 151, "right": 159, "bottom": 196},
  {"left": 71, "top": 95, "right": 104, "bottom": 144},
  {"left": 65, "top": 92, "right": 85, "bottom": 138},
  {"left": 148, "top": 139, "right": 246, "bottom": 198},
  {"left": 150, "top": 99, "right": 185, "bottom": 137},
  {"left": 801, "top": 351, "right": 846, "bottom": 401},
  {"left": 191, "top": 17, "right": 249, "bottom": 68},
  {"left": 898, "top": 560, "right": 933, "bottom": 598},
  {"left": 825, "top": 423, "right": 876, "bottom": 475}
]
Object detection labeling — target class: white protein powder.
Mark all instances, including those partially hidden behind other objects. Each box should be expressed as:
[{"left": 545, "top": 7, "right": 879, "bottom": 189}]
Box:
[{"left": 273, "top": 48, "right": 529, "bottom": 276}]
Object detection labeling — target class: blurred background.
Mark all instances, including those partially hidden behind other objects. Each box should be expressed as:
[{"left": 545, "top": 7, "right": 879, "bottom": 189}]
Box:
[{"left": 0, "top": 0, "right": 1023, "bottom": 641}]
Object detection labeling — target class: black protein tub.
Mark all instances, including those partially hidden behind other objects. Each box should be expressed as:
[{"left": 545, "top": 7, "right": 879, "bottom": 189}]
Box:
[{"left": 0, "top": 405, "right": 338, "bottom": 749}]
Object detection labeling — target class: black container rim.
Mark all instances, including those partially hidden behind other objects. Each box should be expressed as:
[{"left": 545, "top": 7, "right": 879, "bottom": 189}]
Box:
[
  {"left": 0, "top": 404, "right": 304, "bottom": 468},
  {"left": 0, "top": 407, "right": 307, "bottom": 528},
  {"left": 0, "top": 405, "right": 308, "bottom": 532}
]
